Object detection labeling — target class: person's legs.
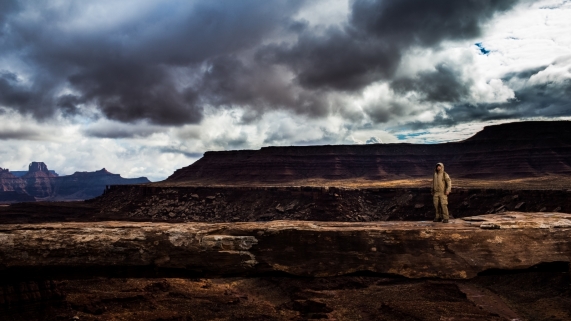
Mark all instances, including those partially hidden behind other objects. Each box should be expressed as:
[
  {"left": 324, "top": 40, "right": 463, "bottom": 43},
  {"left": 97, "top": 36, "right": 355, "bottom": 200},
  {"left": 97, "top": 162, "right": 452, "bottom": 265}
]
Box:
[
  {"left": 440, "top": 194, "right": 449, "bottom": 221},
  {"left": 433, "top": 194, "right": 442, "bottom": 221}
]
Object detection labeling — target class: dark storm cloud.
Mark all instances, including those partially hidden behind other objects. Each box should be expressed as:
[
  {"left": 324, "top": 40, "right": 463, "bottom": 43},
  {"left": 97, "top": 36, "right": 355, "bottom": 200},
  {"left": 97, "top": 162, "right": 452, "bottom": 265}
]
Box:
[
  {"left": 0, "top": 0, "right": 19, "bottom": 29},
  {"left": 200, "top": 55, "right": 331, "bottom": 118},
  {"left": 0, "top": 71, "right": 31, "bottom": 108},
  {"left": 351, "top": 0, "right": 519, "bottom": 46},
  {"left": 257, "top": 27, "right": 401, "bottom": 91},
  {"left": 390, "top": 64, "right": 472, "bottom": 103},
  {"left": 261, "top": 0, "right": 520, "bottom": 91},
  {"left": 67, "top": 62, "right": 202, "bottom": 125},
  {"left": 4, "top": 0, "right": 563, "bottom": 132},
  {"left": 0, "top": 0, "right": 304, "bottom": 125}
]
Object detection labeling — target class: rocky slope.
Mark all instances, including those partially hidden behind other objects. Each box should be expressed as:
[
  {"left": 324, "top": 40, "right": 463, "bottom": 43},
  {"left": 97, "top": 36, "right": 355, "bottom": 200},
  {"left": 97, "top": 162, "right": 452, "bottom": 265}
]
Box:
[
  {"left": 166, "top": 121, "right": 571, "bottom": 185},
  {"left": 89, "top": 185, "right": 571, "bottom": 223},
  {"left": 0, "top": 168, "right": 26, "bottom": 193},
  {"left": 0, "top": 168, "right": 36, "bottom": 203}
]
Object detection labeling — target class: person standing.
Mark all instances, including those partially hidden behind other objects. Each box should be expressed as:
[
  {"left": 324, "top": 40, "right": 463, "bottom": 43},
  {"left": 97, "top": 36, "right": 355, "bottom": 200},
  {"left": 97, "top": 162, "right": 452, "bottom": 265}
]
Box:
[{"left": 432, "top": 162, "right": 451, "bottom": 223}]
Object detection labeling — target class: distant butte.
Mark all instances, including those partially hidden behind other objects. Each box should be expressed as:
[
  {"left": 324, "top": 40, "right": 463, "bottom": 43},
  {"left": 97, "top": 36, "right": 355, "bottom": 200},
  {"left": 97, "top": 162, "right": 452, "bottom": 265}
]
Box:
[
  {"left": 0, "top": 163, "right": 150, "bottom": 202},
  {"left": 162, "top": 121, "right": 571, "bottom": 188}
]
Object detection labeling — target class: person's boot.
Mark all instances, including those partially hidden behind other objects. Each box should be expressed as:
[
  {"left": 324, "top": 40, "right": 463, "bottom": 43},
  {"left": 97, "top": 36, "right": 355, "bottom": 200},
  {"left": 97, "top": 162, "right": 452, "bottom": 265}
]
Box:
[
  {"left": 442, "top": 219, "right": 449, "bottom": 223},
  {"left": 433, "top": 218, "right": 442, "bottom": 222}
]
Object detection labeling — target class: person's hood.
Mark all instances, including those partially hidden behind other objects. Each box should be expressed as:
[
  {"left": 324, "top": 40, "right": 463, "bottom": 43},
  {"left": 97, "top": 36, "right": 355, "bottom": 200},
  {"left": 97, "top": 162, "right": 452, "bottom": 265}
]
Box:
[{"left": 435, "top": 162, "right": 444, "bottom": 173}]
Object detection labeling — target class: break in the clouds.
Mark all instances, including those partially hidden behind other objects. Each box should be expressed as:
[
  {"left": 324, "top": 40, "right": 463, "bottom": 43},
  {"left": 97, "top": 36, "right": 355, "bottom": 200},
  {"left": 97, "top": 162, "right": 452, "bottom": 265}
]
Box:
[{"left": 0, "top": 0, "right": 570, "bottom": 180}]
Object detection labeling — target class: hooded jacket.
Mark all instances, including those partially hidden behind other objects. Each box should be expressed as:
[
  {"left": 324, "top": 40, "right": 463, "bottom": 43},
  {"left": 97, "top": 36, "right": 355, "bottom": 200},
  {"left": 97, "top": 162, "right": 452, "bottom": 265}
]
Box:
[{"left": 432, "top": 162, "right": 451, "bottom": 194}]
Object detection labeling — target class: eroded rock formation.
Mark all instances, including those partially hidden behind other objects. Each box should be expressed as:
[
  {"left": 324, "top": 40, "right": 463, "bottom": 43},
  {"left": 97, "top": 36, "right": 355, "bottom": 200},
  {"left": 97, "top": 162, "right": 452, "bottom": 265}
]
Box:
[
  {"left": 1, "top": 212, "right": 569, "bottom": 279},
  {"left": 22, "top": 162, "right": 58, "bottom": 198}
]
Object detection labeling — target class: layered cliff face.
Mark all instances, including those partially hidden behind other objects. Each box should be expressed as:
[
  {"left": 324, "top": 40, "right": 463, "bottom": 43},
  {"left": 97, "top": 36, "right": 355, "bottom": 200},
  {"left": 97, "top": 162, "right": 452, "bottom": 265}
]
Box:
[{"left": 166, "top": 121, "right": 571, "bottom": 185}]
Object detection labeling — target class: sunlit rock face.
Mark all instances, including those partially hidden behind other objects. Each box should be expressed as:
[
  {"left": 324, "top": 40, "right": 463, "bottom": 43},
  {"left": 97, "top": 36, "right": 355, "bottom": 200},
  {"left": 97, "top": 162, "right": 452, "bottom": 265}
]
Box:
[
  {"left": 166, "top": 121, "right": 571, "bottom": 184},
  {"left": 0, "top": 213, "right": 569, "bottom": 279}
]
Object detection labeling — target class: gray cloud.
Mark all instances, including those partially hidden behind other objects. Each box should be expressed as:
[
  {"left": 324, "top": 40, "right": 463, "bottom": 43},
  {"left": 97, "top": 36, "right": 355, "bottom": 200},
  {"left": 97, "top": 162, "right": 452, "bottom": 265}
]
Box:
[
  {"left": 82, "top": 121, "right": 165, "bottom": 139},
  {"left": 159, "top": 147, "right": 203, "bottom": 158},
  {"left": 406, "top": 64, "right": 571, "bottom": 129},
  {"left": 366, "top": 101, "right": 409, "bottom": 124},
  {"left": 260, "top": 0, "right": 520, "bottom": 91},
  {"left": 0, "top": 1, "right": 19, "bottom": 29},
  {"left": 390, "top": 64, "right": 472, "bottom": 103},
  {"left": 501, "top": 65, "right": 549, "bottom": 81},
  {"left": 0, "top": 128, "right": 41, "bottom": 141}
]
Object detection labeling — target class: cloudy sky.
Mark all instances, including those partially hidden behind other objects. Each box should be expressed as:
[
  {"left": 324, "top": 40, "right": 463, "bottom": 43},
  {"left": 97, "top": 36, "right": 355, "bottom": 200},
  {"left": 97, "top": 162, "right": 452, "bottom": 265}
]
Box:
[{"left": 0, "top": 0, "right": 570, "bottom": 181}]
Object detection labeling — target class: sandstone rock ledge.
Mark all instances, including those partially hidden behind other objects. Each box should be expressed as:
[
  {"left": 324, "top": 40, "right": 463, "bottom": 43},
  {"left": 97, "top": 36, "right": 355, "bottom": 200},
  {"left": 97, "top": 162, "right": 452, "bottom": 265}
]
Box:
[{"left": 0, "top": 212, "right": 570, "bottom": 279}]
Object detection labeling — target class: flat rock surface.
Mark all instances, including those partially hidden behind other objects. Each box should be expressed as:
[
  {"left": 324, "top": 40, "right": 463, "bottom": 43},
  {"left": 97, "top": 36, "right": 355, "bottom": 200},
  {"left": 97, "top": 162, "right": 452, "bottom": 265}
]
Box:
[{"left": 1, "top": 212, "right": 570, "bottom": 279}]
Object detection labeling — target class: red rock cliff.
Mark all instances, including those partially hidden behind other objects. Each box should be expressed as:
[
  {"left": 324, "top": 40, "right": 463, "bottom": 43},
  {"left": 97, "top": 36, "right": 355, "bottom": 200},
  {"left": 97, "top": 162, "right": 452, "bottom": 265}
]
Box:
[{"left": 166, "top": 121, "right": 571, "bottom": 184}]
